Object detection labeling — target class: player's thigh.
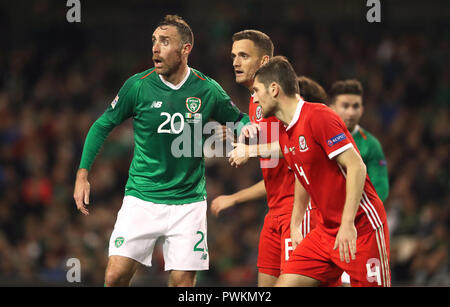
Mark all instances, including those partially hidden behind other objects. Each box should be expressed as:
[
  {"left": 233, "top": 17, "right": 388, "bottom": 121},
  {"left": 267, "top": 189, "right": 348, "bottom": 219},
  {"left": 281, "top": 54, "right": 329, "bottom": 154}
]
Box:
[
  {"left": 275, "top": 273, "right": 321, "bottom": 287},
  {"left": 105, "top": 255, "right": 140, "bottom": 285},
  {"left": 257, "top": 214, "right": 281, "bottom": 276},
  {"left": 108, "top": 196, "right": 167, "bottom": 267},
  {"left": 163, "top": 200, "right": 209, "bottom": 271},
  {"left": 283, "top": 228, "right": 343, "bottom": 284},
  {"left": 258, "top": 272, "right": 278, "bottom": 287},
  {"left": 335, "top": 224, "right": 391, "bottom": 287}
]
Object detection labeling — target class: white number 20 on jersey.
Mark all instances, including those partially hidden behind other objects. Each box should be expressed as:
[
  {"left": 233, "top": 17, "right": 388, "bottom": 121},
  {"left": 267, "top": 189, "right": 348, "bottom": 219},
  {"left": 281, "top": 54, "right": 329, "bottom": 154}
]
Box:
[{"left": 158, "top": 112, "right": 185, "bottom": 134}]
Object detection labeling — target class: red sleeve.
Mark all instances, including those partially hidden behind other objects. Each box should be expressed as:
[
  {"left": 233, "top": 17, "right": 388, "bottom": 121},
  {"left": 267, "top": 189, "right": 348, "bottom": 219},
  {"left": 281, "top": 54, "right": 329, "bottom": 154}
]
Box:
[{"left": 309, "top": 106, "right": 354, "bottom": 159}]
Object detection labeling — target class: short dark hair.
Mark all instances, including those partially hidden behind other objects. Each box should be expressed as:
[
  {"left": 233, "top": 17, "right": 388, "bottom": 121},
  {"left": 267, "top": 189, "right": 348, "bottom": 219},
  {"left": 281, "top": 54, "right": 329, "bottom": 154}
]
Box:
[
  {"left": 329, "top": 79, "right": 364, "bottom": 104},
  {"left": 255, "top": 56, "right": 299, "bottom": 97},
  {"left": 297, "top": 76, "right": 328, "bottom": 103},
  {"left": 158, "top": 15, "right": 194, "bottom": 47},
  {"left": 232, "top": 30, "right": 274, "bottom": 57}
]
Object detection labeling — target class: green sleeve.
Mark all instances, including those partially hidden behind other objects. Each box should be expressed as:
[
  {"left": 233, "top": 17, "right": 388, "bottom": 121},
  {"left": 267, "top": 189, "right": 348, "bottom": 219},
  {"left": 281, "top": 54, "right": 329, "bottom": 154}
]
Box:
[
  {"left": 78, "top": 76, "right": 139, "bottom": 170},
  {"left": 78, "top": 116, "right": 115, "bottom": 170},
  {"left": 209, "top": 79, "right": 250, "bottom": 136},
  {"left": 365, "top": 137, "right": 389, "bottom": 202}
]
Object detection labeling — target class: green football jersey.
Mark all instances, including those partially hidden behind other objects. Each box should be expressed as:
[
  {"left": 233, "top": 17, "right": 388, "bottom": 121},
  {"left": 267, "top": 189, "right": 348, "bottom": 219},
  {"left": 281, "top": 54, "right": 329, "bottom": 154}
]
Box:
[
  {"left": 79, "top": 67, "right": 249, "bottom": 204},
  {"left": 352, "top": 125, "right": 389, "bottom": 202}
]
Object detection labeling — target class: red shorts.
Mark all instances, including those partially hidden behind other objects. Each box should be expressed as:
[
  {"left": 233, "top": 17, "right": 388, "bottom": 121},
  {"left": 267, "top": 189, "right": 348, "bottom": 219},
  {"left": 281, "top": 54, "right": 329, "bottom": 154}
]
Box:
[
  {"left": 257, "top": 208, "right": 319, "bottom": 277},
  {"left": 283, "top": 223, "right": 391, "bottom": 287}
]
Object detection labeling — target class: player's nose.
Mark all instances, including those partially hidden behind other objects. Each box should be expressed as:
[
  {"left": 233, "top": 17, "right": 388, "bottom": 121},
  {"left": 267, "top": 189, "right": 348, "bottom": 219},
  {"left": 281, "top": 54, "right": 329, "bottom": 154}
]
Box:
[
  {"left": 152, "top": 42, "right": 160, "bottom": 54},
  {"left": 233, "top": 57, "right": 241, "bottom": 67},
  {"left": 345, "top": 107, "right": 356, "bottom": 117}
]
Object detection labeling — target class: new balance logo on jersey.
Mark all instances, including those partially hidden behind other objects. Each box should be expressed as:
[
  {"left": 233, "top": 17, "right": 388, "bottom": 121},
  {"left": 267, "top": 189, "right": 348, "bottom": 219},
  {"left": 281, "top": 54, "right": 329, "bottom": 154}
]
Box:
[{"left": 151, "top": 101, "right": 163, "bottom": 108}]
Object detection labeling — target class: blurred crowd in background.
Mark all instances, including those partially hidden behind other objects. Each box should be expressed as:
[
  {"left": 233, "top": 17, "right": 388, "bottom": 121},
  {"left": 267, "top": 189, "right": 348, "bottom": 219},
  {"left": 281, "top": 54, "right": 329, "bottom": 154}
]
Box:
[{"left": 0, "top": 0, "right": 448, "bottom": 286}]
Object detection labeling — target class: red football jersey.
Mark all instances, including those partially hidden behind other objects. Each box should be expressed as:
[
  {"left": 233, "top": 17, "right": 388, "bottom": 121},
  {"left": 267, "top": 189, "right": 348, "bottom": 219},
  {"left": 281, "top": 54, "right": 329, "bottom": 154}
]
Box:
[
  {"left": 279, "top": 99, "right": 387, "bottom": 236},
  {"left": 248, "top": 95, "right": 294, "bottom": 215}
]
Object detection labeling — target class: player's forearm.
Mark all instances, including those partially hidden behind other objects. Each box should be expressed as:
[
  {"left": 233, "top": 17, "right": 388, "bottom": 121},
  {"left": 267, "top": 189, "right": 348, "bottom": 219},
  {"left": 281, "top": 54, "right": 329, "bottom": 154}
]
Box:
[
  {"left": 231, "top": 180, "right": 266, "bottom": 204},
  {"left": 79, "top": 117, "right": 115, "bottom": 170},
  {"left": 341, "top": 159, "right": 367, "bottom": 225},
  {"left": 247, "top": 141, "right": 282, "bottom": 159},
  {"left": 291, "top": 179, "right": 309, "bottom": 228},
  {"left": 234, "top": 113, "right": 251, "bottom": 137}
]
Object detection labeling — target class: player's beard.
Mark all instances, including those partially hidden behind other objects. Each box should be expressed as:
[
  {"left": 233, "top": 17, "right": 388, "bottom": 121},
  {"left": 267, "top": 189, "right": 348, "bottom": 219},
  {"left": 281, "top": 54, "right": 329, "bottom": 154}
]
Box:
[
  {"left": 261, "top": 100, "right": 276, "bottom": 118},
  {"left": 156, "top": 48, "right": 183, "bottom": 78},
  {"left": 235, "top": 66, "right": 258, "bottom": 89},
  {"left": 344, "top": 119, "right": 357, "bottom": 132},
  {"left": 262, "top": 107, "right": 275, "bottom": 118}
]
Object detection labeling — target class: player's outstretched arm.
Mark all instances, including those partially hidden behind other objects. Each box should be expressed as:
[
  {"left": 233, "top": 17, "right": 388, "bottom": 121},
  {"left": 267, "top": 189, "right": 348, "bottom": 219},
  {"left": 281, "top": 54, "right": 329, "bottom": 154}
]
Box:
[
  {"left": 228, "top": 141, "right": 282, "bottom": 168},
  {"left": 291, "top": 178, "right": 309, "bottom": 250},
  {"left": 210, "top": 180, "right": 266, "bottom": 217},
  {"left": 333, "top": 147, "right": 367, "bottom": 263},
  {"left": 74, "top": 117, "right": 116, "bottom": 215},
  {"left": 73, "top": 168, "right": 91, "bottom": 215}
]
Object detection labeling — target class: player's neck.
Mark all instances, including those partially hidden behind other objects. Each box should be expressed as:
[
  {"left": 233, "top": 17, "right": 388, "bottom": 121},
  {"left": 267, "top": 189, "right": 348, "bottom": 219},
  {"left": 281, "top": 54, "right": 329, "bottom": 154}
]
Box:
[
  {"left": 350, "top": 124, "right": 360, "bottom": 134},
  {"left": 244, "top": 80, "right": 254, "bottom": 93},
  {"left": 276, "top": 96, "right": 300, "bottom": 126},
  {"left": 160, "top": 64, "right": 189, "bottom": 86}
]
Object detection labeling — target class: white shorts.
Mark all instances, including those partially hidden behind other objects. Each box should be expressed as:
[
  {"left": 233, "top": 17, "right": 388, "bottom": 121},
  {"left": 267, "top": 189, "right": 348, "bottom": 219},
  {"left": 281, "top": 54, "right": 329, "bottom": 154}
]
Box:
[{"left": 108, "top": 195, "right": 209, "bottom": 271}]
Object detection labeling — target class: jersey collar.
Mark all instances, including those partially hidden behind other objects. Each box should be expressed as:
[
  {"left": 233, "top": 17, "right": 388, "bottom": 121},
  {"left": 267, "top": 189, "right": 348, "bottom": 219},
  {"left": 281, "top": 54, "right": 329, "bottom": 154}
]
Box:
[
  {"left": 250, "top": 92, "right": 256, "bottom": 103},
  {"left": 158, "top": 67, "right": 191, "bottom": 90},
  {"left": 351, "top": 124, "right": 361, "bottom": 135},
  {"left": 286, "top": 98, "right": 305, "bottom": 131}
]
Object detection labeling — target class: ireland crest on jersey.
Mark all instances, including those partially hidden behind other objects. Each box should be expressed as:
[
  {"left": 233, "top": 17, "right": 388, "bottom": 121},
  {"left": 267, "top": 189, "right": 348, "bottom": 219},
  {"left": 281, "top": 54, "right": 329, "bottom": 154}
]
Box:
[
  {"left": 186, "top": 97, "right": 202, "bottom": 113},
  {"left": 115, "top": 237, "right": 125, "bottom": 248}
]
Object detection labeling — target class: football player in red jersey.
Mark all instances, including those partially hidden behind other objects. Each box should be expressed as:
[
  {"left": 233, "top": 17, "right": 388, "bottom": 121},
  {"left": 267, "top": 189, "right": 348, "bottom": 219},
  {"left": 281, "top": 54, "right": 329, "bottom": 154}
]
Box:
[
  {"left": 211, "top": 30, "right": 321, "bottom": 286},
  {"left": 252, "top": 56, "right": 390, "bottom": 287}
]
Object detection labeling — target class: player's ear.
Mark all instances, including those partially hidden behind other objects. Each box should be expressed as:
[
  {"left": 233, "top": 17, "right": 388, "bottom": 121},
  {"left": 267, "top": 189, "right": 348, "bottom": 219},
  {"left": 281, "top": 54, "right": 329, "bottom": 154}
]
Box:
[
  {"left": 260, "top": 55, "right": 270, "bottom": 66},
  {"left": 182, "top": 43, "right": 193, "bottom": 56},
  {"left": 270, "top": 82, "right": 279, "bottom": 98}
]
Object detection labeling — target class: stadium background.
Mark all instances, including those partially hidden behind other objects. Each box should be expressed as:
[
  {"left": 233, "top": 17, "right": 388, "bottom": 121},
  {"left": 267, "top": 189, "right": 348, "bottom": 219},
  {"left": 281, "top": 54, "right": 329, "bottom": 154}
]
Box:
[{"left": 0, "top": 0, "right": 448, "bottom": 286}]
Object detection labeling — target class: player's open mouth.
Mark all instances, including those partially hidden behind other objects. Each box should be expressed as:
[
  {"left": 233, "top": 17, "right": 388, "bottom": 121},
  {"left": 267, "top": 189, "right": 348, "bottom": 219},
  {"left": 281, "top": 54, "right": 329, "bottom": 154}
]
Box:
[
  {"left": 235, "top": 70, "right": 244, "bottom": 76},
  {"left": 154, "top": 59, "right": 163, "bottom": 67}
]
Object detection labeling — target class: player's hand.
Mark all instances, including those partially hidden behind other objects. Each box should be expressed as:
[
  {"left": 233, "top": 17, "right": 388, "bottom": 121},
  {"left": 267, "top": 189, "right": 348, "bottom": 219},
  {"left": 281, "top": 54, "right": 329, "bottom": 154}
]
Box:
[
  {"left": 290, "top": 224, "right": 303, "bottom": 250},
  {"left": 238, "top": 123, "right": 261, "bottom": 143},
  {"left": 228, "top": 142, "right": 250, "bottom": 167},
  {"left": 210, "top": 195, "right": 236, "bottom": 217},
  {"left": 73, "top": 169, "right": 91, "bottom": 216},
  {"left": 333, "top": 222, "right": 357, "bottom": 263},
  {"left": 213, "top": 125, "right": 234, "bottom": 142}
]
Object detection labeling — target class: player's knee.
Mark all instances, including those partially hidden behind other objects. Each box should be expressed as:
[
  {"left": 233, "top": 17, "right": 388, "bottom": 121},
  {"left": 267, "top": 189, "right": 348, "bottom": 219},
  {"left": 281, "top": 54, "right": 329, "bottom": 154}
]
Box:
[
  {"left": 168, "top": 271, "right": 196, "bottom": 287},
  {"left": 104, "top": 269, "right": 132, "bottom": 287}
]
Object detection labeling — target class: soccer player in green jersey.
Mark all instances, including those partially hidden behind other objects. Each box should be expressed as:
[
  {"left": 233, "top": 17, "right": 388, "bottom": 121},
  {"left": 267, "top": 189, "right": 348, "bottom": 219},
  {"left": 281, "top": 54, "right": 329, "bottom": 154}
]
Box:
[
  {"left": 73, "top": 15, "right": 249, "bottom": 287},
  {"left": 329, "top": 79, "right": 389, "bottom": 202}
]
